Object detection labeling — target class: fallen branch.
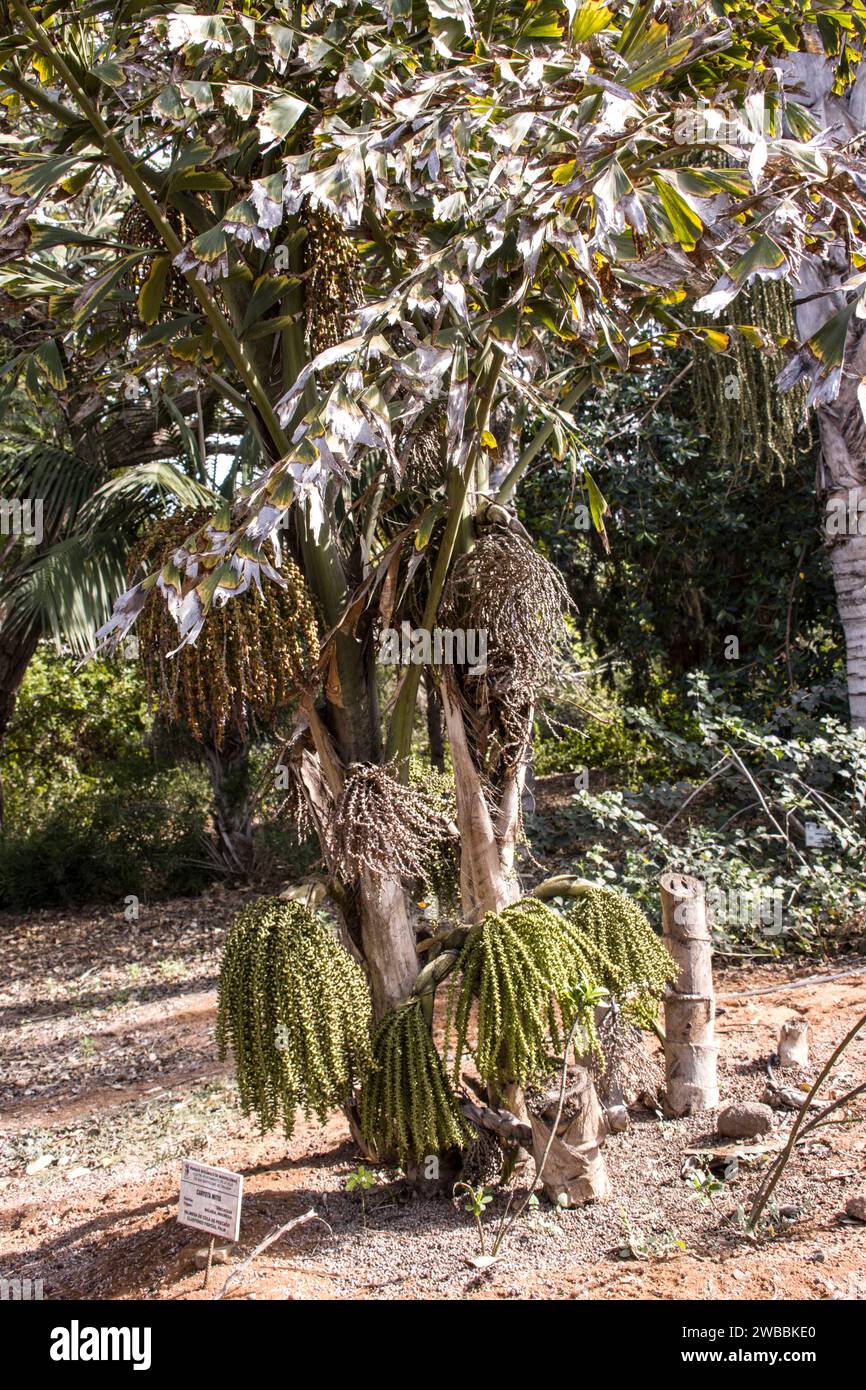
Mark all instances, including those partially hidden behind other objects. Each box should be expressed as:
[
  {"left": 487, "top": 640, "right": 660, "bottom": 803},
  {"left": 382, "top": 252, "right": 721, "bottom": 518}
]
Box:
[
  {"left": 748, "top": 1010, "right": 866, "bottom": 1230},
  {"left": 719, "top": 963, "right": 866, "bottom": 1001},
  {"left": 661, "top": 758, "right": 731, "bottom": 834},
  {"left": 723, "top": 745, "right": 807, "bottom": 863},
  {"left": 213, "top": 1208, "right": 326, "bottom": 1300}
]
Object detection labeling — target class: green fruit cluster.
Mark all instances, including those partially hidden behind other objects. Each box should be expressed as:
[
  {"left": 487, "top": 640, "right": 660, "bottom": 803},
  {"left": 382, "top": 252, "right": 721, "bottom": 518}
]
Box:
[
  {"left": 216, "top": 897, "right": 372, "bottom": 1136},
  {"left": 360, "top": 998, "right": 470, "bottom": 1163}
]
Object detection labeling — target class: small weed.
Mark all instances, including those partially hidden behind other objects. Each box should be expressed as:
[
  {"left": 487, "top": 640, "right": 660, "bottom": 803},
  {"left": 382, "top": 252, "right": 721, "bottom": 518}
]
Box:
[
  {"left": 157, "top": 958, "right": 184, "bottom": 980},
  {"left": 345, "top": 1164, "right": 375, "bottom": 1230},
  {"left": 617, "top": 1208, "right": 686, "bottom": 1261},
  {"left": 454, "top": 1182, "right": 494, "bottom": 1255}
]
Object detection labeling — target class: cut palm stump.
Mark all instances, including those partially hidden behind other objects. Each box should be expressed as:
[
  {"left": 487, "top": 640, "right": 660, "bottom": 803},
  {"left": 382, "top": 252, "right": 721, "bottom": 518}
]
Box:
[
  {"left": 660, "top": 871, "right": 719, "bottom": 1116},
  {"left": 527, "top": 1067, "right": 611, "bottom": 1207}
]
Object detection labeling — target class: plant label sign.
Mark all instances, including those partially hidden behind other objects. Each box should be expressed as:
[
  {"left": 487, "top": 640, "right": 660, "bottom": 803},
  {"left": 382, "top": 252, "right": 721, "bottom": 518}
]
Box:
[
  {"left": 178, "top": 1161, "right": 243, "bottom": 1242},
  {"left": 805, "top": 821, "right": 835, "bottom": 849}
]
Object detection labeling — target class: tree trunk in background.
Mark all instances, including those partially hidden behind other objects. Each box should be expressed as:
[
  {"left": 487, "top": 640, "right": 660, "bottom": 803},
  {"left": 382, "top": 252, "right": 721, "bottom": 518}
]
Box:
[
  {"left": 423, "top": 668, "right": 445, "bottom": 771},
  {"left": 793, "top": 258, "right": 866, "bottom": 727},
  {"left": 784, "top": 54, "right": 866, "bottom": 727},
  {"left": 0, "top": 612, "right": 40, "bottom": 829},
  {"left": 201, "top": 735, "right": 255, "bottom": 879}
]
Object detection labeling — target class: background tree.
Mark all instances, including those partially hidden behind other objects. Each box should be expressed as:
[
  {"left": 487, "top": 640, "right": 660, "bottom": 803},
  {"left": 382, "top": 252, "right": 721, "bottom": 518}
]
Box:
[
  {"left": 518, "top": 363, "right": 841, "bottom": 715},
  {"left": 777, "top": 52, "right": 866, "bottom": 728}
]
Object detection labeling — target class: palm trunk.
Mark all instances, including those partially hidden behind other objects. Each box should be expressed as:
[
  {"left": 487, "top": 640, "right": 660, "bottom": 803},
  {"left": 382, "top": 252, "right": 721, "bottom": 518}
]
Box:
[
  {"left": 827, "top": 527, "right": 866, "bottom": 727},
  {"left": 302, "top": 693, "right": 418, "bottom": 1018},
  {"left": 441, "top": 674, "right": 518, "bottom": 921},
  {"left": 794, "top": 264, "right": 866, "bottom": 728},
  {"left": 815, "top": 317, "right": 866, "bottom": 728},
  {"left": 358, "top": 868, "right": 419, "bottom": 1018},
  {"left": 201, "top": 735, "right": 255, "bottom": 879},
  {"left": 783, "top": 56, "right": 866, "bottom": 728}
]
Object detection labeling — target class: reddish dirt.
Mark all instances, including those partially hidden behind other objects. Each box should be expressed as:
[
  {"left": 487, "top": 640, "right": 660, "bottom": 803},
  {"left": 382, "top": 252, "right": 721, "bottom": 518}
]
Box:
[{"left": 1, "top": 891, "right": 865, "bottom": 1301}]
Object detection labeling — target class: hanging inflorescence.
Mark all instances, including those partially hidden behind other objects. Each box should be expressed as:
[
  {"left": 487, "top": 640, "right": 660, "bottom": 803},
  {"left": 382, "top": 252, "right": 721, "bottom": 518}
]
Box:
[
  {"left": 129, "top": 512, "right": 320, "bottom": 748},
  {"left": 690, "top": 277, "right": 813, "bottom": 478},
  {"left": 565, "top": 887, "right": 677, "bottom": 1028},
  {"left": 403, "top": 410, "right": 447, "bottom": 491},
  {"left": 327, "top": 761, "right": 454, "bottom": 884},
  {"left": 588, "top": 1004, "right": 663, "bottom": 1106},
  {"left": 359, "top": 998, "right": 471, "bottom": 1163},
  {"left": 446, "top": 897, "right": 612, "bottom": 1090},
  {"left": 119, "top": 200, "right": 197, "bottom": 323},
  {"left": 408, "top": 755, "right": 461, "bottom": 914},
  {"left": 442, "top": 529, "right": 571, "bottom": 771},
  {"left": 276, "top": 767, "right": 314, "bottom": 842},
  {"left": 303, "top": 205, "right": 363, "bottom": 358},
  {"left": 216, "top": 897, "right": 372, "bottom": 1137}
]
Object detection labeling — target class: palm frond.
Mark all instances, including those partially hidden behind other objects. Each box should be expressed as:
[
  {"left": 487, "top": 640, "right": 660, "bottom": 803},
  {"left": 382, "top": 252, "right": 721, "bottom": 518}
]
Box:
[
  {"left": 5, "top": 535, "right": 128, "bottom": 655},
  {"left": 82, "top": 460, "right": 218, "bottom": 528},
  {"left": 0, "top": 445, "right": 103, "bottom": 535}
]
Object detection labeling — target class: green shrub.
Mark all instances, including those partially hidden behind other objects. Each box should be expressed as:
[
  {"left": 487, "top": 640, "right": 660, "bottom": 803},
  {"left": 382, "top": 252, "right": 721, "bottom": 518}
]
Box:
[
  {"left": 0, "top": 646, "right": 213, "bottom": 907},
  {"left": 538, "top": 677, "right": 866, "bottom": 953},
  {"left": 0, "top": 766, "right": 213, "bottom": 907}
]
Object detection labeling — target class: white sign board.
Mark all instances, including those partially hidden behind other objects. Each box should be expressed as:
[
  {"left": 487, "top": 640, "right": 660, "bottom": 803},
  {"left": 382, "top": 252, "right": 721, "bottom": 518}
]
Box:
[
  {"left": 805, "top": 821, "right": 835, "bottom": 849},
  {"left": 178, "top": 1161, "right": 243, "bottom": 1242}
]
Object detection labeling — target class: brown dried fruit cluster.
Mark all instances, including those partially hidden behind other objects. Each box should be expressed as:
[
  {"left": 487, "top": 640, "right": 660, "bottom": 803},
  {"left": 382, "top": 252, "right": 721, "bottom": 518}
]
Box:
[
  {"left": 443, "top": 528, "right": 570, "bottom": 768},
  {"left": 118, "top": 201, "right": 197, "bottom": 323},
  {"left": 327, "top": 761, "right": 452, "bottom": 884}
]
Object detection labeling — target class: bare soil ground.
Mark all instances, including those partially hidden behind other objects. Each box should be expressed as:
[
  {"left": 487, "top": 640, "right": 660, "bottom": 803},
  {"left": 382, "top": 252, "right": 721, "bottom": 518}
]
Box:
[{"left": 1, "top": 881, "right": 865, "bottom": 1301}]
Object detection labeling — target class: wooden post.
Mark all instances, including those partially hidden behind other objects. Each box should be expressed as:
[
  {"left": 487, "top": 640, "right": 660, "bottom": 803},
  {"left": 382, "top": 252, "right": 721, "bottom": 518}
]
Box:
[
  {"left": 202, "top": 1235, "right": 215, "bottom": 1290},
  {"left": 660, "top": 871, "right": 719, "bottom": 1116}
]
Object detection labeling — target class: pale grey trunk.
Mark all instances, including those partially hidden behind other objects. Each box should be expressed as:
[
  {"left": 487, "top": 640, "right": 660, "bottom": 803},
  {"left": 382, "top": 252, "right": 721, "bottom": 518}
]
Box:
[
  {"left": 358, "top": 868, "right": 419, "bottom": 1018},
  {"left": 794, "top": 263, "right": 866, "bottom": 727},
  {"left": 440, "top": 674, "right": 519, "bottom": 921},
  {"left": 828, "top": 514, "right": 866, "bottom": 727},
  {"left": 784, "top": 54, "right": 866, "bottom": 727}
]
